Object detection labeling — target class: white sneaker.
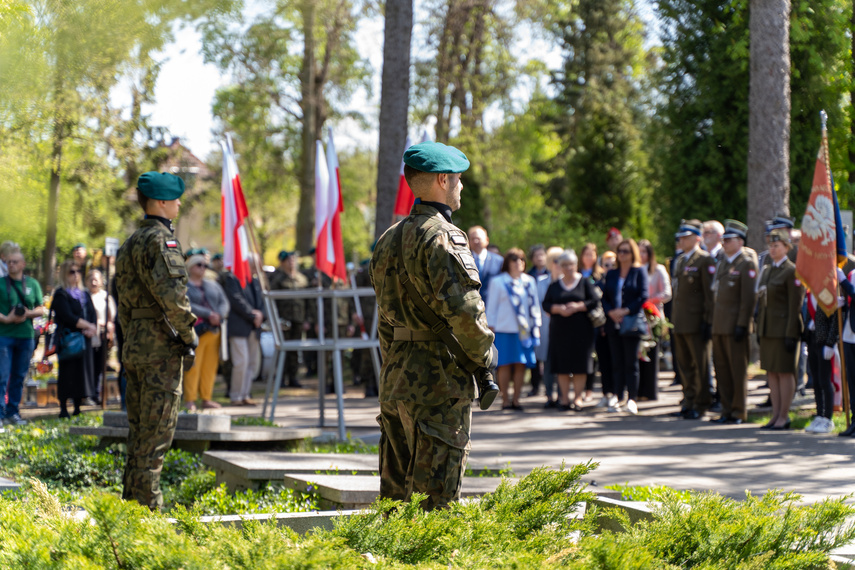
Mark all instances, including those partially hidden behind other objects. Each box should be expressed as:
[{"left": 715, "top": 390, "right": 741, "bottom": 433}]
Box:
[
  {"left": 607, "top": 395, "right": 618, "bottom": 408},
  {"left": 804, "top": 416, "right": 821, "bottom": 433},
  {"left": 814, "top": 417, "right": 834, "bottom": 434},
  {"left": 607, "top": 402, "right": 622, "bottom": 413},
  {"left": 626, "top": 400, "right": 638, "bottom": 415},
  {"left": 594, "top": 396, "right": 610, "bottom": 409}
]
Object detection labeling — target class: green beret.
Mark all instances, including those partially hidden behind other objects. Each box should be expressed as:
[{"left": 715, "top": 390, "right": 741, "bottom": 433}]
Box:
[
  {"left": 403, "top": 141, "right": 470, "bottom": 174},
  {"left": 212, "top": 253, "right": 223, "bottom": 261},
  {"left": 278, "top": 250, "right": 298, "bottom": 261},
  {"left": 137, "top": 171, "right": 185, "bottom": 200},
  {"left": 72, "top": 243, "right": 86, "bottom": 251}
]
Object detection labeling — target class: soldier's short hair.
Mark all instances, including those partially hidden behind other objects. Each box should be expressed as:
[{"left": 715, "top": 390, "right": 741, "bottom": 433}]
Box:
[
  {"left": 137, "top": 192, "right": 150, "bottom": 211},
  {"left": 403, "top": 164, "right": 435, "bottom": 196}
]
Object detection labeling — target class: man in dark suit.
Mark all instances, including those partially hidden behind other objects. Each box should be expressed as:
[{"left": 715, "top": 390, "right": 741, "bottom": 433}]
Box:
[
  {"left": 468, "top": 225, "right": 503, "bottom": 304},
  {"left": 671, "top": 219, "right": 716, "bottom": 418},
  {"left": 222, "top": 261, "right": 266, "bottom": 406},
  {"left": 711, "top": 220, "right": 757, "bottom": 424}
]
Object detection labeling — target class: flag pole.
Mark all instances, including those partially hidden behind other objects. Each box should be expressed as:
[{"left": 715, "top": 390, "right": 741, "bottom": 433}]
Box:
[{"left": 821, "top": 112, "right": 850, "bottom": 428}]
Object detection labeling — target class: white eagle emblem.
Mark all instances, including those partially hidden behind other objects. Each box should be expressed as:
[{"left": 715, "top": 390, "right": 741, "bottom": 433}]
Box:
[{"left": 802, "top": 195, "right": 836, "bottom": 245}]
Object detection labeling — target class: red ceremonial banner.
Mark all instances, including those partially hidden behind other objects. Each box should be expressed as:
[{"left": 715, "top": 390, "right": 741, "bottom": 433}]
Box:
[{"left": 795, "top": 134, "right": 838, "bottom": 316}]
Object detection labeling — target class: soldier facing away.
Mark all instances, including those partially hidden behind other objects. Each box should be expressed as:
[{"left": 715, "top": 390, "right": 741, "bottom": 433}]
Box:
[
  {"left": 369, "top": 141, "right": 496, "bottom": 511},
  {"left": 116, "top": 171, "right": 197, "bottom": 510}
]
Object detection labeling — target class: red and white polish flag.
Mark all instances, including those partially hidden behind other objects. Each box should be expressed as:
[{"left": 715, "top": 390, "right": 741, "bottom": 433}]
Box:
[
  {"left": 315, "top": 128, "right": 347, "bottom": 282},
  {"left": 393, "top": 128, "right": 432, "bottom": 217},
  {"left": 220, "top": 136, "right": 252, "bottom": 287}
]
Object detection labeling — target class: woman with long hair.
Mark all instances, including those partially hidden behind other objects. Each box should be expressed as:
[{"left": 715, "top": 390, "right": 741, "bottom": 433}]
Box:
[
  {"left": 486, "top": 247, "right": 542, "bottom": 411},
  {"left": 601, "top": 239, "right": 649, "bottom": 414}
]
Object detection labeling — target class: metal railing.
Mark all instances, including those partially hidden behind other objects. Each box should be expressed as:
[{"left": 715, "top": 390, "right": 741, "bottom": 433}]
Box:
[{"left": 261, "top": 287, "right": 381, "bottom": 440}]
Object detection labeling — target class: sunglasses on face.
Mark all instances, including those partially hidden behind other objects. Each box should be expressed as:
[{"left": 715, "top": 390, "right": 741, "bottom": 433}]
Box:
[
  {"left": 194, "top": 263, "right": 206, "bottom": 268},
  {"left": 617, "top": 249, "right": 632, "bottom": 254},
  {"left": 68, "top": 269, "right": 80, "bottom": 275}
]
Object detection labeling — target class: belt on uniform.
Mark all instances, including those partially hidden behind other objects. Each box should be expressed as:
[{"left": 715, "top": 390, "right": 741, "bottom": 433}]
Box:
[
  {"left": 130, "top": 308, "right": 158, "bottom": 319},
  {"left": 393, "top": 327, "right": 440, "bottom": 341}
]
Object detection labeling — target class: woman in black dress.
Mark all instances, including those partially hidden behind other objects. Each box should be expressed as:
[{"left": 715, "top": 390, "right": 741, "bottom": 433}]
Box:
[
  {"left": 52, "top": 260, "right": 98, "bottom": 418},
  {"left": 542, "top": 250, "right": 600, "bottom": 411}
]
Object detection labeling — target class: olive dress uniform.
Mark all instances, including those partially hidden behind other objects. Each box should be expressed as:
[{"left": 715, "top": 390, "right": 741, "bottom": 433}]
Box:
[
  {"left": 672, "top": 246, "right": 715, "bottom": 413},
  {"left": 711, "top": 246, "right": 757, "bottom": 421},
  {"left": 269, "top": 265, "right": 309, "bottom": 386},
  {"left": 369, "top": 142, "right": 495, "bottom": 511},
  {"left": 116, "top": 172, "right": 197, "bottom": 510},
  {"left": 757, "top": 258, "right": 804, "bottom": 373}
]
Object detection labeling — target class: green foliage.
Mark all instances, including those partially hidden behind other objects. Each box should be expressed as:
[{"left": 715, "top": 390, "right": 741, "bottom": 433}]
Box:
[
  {"left": 604, "top": 483, "right": 693, "bottom": 503},
  {"left": 178, "top": 482, "right": 320, "bottom": 516},
  {"left": 652, "top": 0, "right": 851, "bottom": 250},
  {"left": 582, "top": 490, "right": 855, "bottom": 569},
  {"left": 231, "top": 415, "right": 279, "bottom": 427},
  {"left": 298, "top": 434, "right": 379, "bottom": 455},
  {"left": 542, "top": 0, "right": 654, "bottom": 240},
  {"left": 329, "top": 463, "right": 597, "bottom": 566}
]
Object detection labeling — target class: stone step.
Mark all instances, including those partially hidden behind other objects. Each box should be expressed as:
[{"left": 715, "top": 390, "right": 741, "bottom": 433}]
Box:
[
  {"left": 0, "top": 476, "right": 21, "bottom": 493},
  {"left": 102, "top": 411, "right": 231, "bottom": 432},
  {"left": 203, "top": 451, "right": 379, "bottom": 492}
]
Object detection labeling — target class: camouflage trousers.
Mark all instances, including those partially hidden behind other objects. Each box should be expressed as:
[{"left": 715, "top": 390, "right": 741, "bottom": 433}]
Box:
[
  {"left": 122, "top": 353, "right": 184, "bottom": 511},
  {"left": 377, "top": 398, "right": 471, "bottom": 511}
]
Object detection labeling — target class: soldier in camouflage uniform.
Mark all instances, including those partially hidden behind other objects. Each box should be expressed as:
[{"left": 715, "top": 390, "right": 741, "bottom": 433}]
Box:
[
  {"left": 269, "top": 250, "right": 309, "bottom": 387},
  {"left": 370, "top": 141, "right": 496, "bottom": 511},
  {"left": 116, "top": 171, "right": 197, "bottom": 510}
]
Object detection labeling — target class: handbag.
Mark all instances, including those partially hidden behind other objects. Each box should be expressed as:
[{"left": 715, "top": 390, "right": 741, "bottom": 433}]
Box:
[
  {"left": 58, "top": 327, "right": 86, "bottom": 361},
  {"left": 587, "top": 283, "right": 607, "bottom": 327},
  {"left": 588, "top": 303, "right": 607, "bottom": 328},
  {"left": 619, "top": 311, "right": 649, "bottom": 337}
]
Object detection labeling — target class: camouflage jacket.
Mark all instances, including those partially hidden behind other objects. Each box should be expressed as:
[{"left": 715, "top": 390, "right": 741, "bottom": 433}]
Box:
[
  {"left": 269, "top": 269, "right": 310, "bottom": 324},
  {"left": 369, "top": 203, "right": 495, "bottom": 405},
  {"left": 115, "top": 219, "right": 197, "bottom": 363}
]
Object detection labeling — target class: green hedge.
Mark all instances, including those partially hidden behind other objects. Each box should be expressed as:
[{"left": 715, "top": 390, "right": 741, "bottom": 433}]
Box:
[{"left": 2, "top": 464, "right": 854, "bottom": 568}]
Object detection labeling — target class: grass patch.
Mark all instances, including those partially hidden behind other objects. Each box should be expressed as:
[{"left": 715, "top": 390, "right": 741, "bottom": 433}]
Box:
[
  {"left": 230, "top": 416, "right": 279, "bottom": 427},
  {"left": 296, "top": 434, "right": 379, "bottom": 454},
  {"left": 604, "top": 483, "right": 692, "bottom": 502}
]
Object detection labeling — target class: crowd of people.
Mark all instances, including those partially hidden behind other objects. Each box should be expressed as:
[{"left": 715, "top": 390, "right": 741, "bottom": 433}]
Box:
[
  {"left": 468, "top": 217, "right": 855, "bottom": 434},
  {"left": 3, "top": 208, "right": 854, "bottom": 437}
]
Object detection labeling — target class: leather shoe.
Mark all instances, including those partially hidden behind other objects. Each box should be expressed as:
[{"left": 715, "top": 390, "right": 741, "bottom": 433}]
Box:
[
  {"left": 711, "top": 416, "right": 728, "bottom": 424},
  {"left": 839, "top": 423, "right": 855, "bottom": 437},
  {"left": 724, "top": 417, "right": 743, "bottom": 425},
  {"left": 682, "top": 409, "right": 701, "bottom": 420},
  {"left": 670, "top": 409, "right": 690, "bottom": 417}
]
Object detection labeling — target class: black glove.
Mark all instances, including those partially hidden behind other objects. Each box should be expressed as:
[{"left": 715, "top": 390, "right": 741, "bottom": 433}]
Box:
[
  {"left": 733, "top": 326, "right": 747, "bottom": 342},
  {"left": 182, "top": 347, "right": 196, "bottom": 372},
  {"left": 488, "top": 344, "right": 499, "bottom": 372},
  {"left": 784, "top": 337, "right": 797, "bottom": 353},
  {"left": 702, "top": 323, "right": 712, "bottom": 342}
]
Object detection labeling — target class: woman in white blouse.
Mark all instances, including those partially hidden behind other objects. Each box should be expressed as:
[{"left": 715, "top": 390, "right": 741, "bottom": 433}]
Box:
[
  {"left": 486, "top": 248, "right": 542, "bottom": 411},
  {"left": 86, "top": 269, "right": 116, "bottom": 401},
  {"left": 638, "top": 240, "right": 671, "bottom": 400}
]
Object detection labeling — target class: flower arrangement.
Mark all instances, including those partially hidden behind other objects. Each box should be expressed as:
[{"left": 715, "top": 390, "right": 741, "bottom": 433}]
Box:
[{"left": 639, "top": 300, "right": 673, "bottom": 361}]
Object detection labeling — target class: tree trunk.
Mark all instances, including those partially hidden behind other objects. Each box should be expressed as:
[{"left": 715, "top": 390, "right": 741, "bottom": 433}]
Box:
[
  {"left": 296, "top": 0, "right": 317, "bottom": 253},
  {"left": 850, "top": 0, "right": 855, "bottom": 186},
  {"left": 43, "top": 73, "right": 65, "bottom": 290},
  {"left": 747, "top": 0, "right": 791, "bottom": 252},
  {"left": 374, "top": 0, "right": 413, "bottom": 240}
]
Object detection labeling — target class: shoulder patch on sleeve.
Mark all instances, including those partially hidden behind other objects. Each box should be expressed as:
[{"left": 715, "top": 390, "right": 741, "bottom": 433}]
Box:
[
  {"left": 162, "top": 250, "right": 186, "bottom": 278},
  {"left": 450, "top": 234, "right": 467, "bottom": 247},
  {"left": 166, "top": 239, "right": 179, "bottom": 248}
]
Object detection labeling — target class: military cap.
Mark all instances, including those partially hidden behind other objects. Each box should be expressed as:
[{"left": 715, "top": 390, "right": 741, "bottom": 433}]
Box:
[
  {"left": 278, "top": 250, "right": 298, "bottom": 261},
  {"left": 675, "top": 219, "right": 703, "bottom": 238},
  {"left": 403, "top": 141, "right": 470, "bottom": 173},
  {"left": 72, "top": 243, "right": 86, "bottom": 251},
  {"left": 606, "top": 227, "right": 622, "bottom": 240},
  {"left": 722, "top": 219, "right": 748, "bottom": 240},
  {"left": 308, "top": 247, "right": 316, "bottom": 255},
  {"left": 766, "top": 214, "right": 795, "bottom": 231},
  {"left": 137, "top": 171, "right": 185, "bottom": 200},
  {"left": 768, "top": 228, "right": 792, "bottom": 246},
  {"left": 212, "top": 253, "right": 223, "bottom": 261}
]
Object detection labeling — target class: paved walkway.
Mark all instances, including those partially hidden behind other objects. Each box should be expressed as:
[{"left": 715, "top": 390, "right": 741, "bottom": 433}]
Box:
[{"left": 20, "top": 370, "right": 855, "bottom": 504}]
